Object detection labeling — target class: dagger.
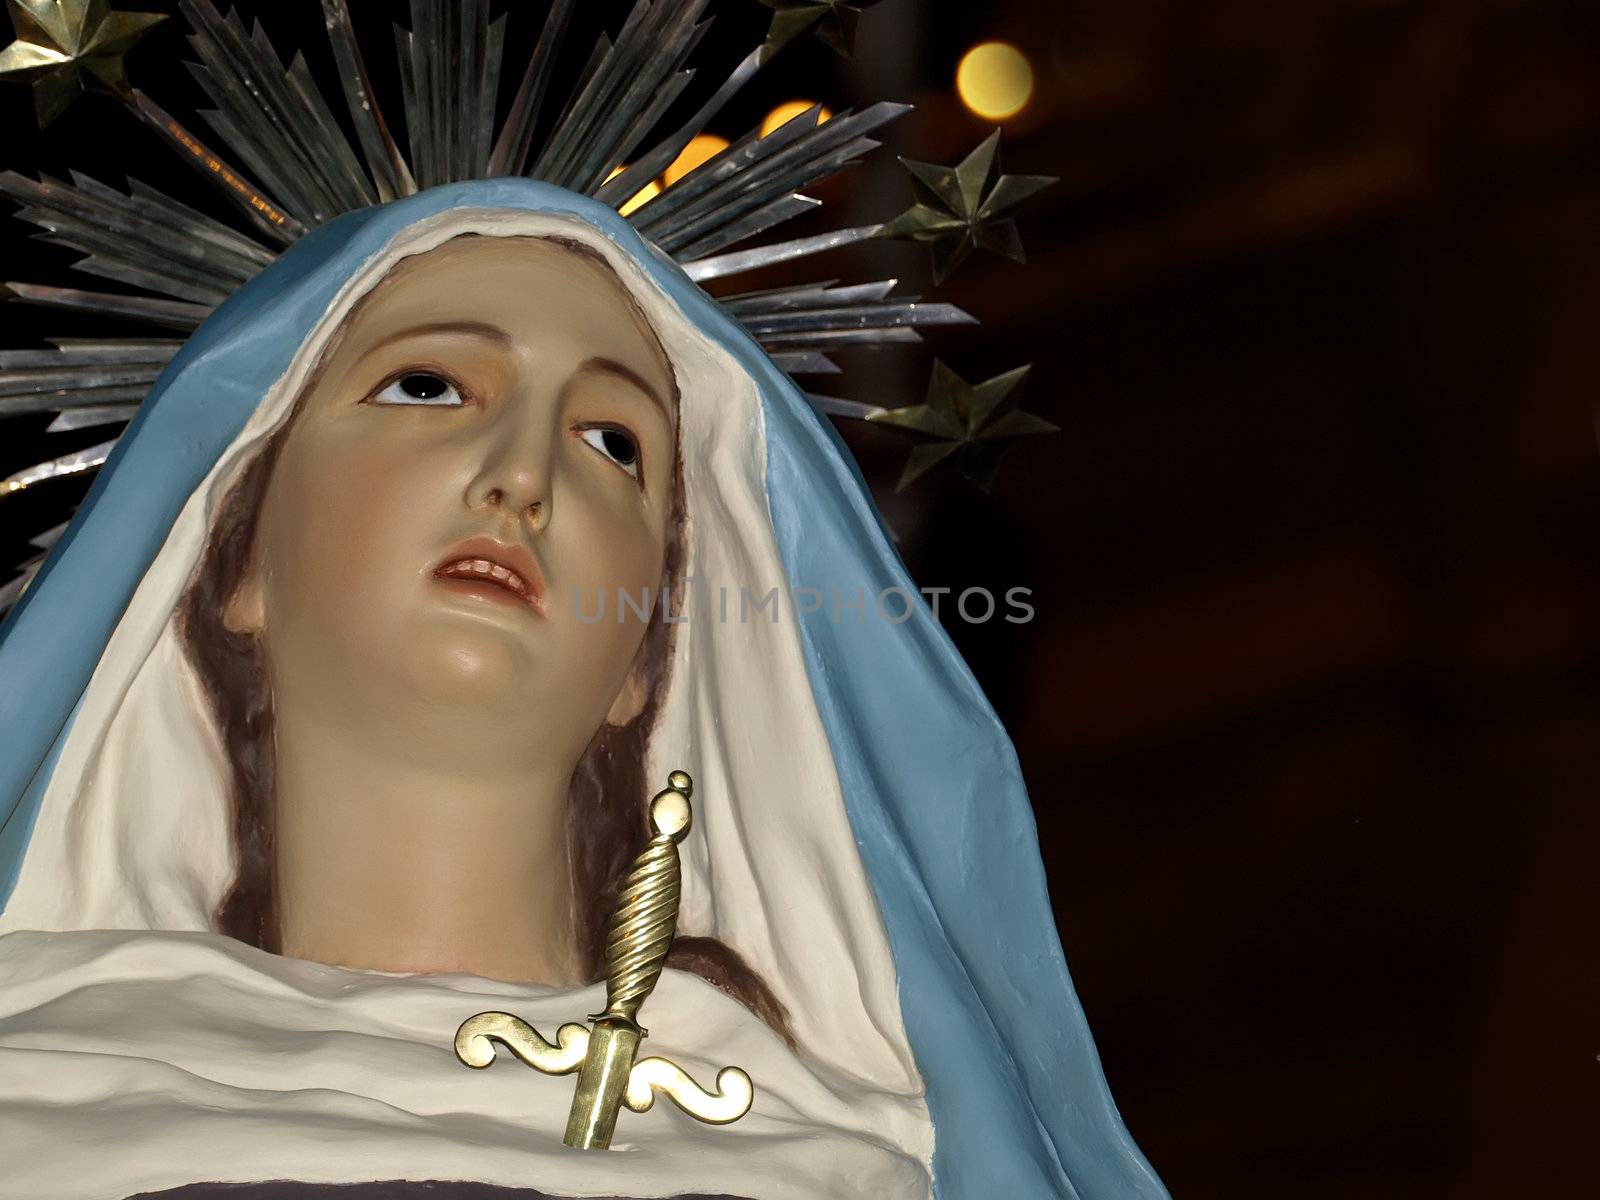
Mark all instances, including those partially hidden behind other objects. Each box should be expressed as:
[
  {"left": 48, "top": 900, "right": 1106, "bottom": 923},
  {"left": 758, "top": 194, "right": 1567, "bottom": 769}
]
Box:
[{"left": 455, "top": 770, "right": 754, "bottom": 1149}]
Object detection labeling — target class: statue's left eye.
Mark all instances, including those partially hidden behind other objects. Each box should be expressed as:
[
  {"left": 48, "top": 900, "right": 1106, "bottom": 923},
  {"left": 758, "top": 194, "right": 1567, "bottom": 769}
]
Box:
[
  {"left": 372, "top": 372, "right": 463, "bottom": 406},
  {"left": 579, "top": 426, "right": 641, "bottom": 479}
]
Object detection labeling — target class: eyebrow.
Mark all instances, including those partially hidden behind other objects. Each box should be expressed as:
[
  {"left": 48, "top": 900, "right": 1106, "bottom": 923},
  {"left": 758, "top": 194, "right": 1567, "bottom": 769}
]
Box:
[
  {"left": 578, "top": 355, "right": 674, "bottom": 426},
  {"left": 363, "top": 320, "right": 515, "bottom": 355}
]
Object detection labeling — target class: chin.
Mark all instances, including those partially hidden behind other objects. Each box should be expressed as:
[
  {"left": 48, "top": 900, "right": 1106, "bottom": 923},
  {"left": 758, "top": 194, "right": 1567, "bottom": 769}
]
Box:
[{"left": 397, "top": 622, "right": 538, "bottom": 705}]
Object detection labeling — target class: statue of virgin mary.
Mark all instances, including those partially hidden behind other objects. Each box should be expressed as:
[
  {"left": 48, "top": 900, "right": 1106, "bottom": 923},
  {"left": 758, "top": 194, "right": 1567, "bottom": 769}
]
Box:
[{"left": 0, "top": 4, "right": 1167, "bottom": 1199}]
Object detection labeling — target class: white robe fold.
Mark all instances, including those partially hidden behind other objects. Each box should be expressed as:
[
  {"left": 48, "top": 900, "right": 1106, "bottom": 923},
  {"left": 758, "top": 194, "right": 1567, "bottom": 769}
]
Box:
[{"left": 0, "top": 930, "right": 931, "bottom": 1200}]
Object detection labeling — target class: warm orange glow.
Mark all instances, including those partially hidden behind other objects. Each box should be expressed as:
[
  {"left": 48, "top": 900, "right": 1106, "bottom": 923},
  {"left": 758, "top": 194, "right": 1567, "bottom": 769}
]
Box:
[
  {"left": 956, "top": 42, "right": 1034, "bottom": 121},
  {"left": 606, "top": 165, "right": 661, "bottom": 216},
  {"left": 760, "top": 100, "right": 833, "bottom": 137},
  {"left": 619, "top": 179, "right": 661, "bottom": 216},
  {"left": 662, "top": 134, "right": 730, "bottom": 187}
]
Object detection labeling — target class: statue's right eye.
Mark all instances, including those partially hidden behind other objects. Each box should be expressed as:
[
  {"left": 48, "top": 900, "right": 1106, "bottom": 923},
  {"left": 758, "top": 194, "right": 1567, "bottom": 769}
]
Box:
[{"left": 371, "top": 371, "right": 464, "bottom": 406}]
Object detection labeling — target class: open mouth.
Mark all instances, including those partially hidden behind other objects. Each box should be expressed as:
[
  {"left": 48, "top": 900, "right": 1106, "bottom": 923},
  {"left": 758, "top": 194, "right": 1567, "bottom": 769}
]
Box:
[{"left": 431, "top": 537, "right": 546, "bottom": 613}]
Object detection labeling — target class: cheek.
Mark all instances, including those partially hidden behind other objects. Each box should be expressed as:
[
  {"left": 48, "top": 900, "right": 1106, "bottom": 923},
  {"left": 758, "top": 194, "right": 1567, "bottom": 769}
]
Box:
[
  {"left": 546, "top": 466, "right": 670, "bottom": 655},
  {"left": 554, "top": 467, "right": 667, "bottom": 598},
  {"left": 260, "top": 430, "right": 446, "bottom": 623}
]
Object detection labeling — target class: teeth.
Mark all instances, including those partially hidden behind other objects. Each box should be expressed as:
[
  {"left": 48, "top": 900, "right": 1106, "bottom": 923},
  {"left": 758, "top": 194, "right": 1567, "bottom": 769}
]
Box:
[{"left": 439, "top": 556, "right": 532, "bottom": 600}]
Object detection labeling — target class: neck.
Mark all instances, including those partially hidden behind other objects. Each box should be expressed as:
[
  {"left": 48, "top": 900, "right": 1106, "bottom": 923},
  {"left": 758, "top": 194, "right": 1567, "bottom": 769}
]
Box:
[{"left": 271, "top": 706, "right": 586, "bottom": 987}]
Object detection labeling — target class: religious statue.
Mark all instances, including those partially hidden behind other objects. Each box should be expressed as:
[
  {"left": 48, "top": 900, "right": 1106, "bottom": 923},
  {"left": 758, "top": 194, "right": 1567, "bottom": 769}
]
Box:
[{"left": 0, "top": 3, "right": 1169, "bottom": 1198}]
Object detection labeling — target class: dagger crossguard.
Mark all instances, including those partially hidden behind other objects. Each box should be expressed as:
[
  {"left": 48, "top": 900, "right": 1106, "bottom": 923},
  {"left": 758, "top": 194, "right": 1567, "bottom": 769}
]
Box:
[{"left": 454, "top": 770, "right": 755, "bottom": 1150}]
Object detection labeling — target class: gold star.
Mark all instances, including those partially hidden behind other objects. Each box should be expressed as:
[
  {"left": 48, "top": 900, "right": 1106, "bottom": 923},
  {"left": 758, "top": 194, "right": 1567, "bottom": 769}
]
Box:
[
  {"left": 759, "top": 0, "right": 888, "bottom": 60},
  {"left": 868, "top": 360, "right": 1058, "bottom": 492},
  {"left": 876, "top": 130, "right": 1056, "bottom": 285},
  {"left": 0, "top": 0, "right": 165, "bottom": 126}
]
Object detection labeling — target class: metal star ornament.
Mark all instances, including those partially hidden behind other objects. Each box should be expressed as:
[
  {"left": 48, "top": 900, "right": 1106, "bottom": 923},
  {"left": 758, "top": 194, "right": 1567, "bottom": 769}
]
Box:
[
  {"left": 0, "top": 0, "right": 165, "bottom": 126},
  {"left": 868, "top": 360, "right": 1059, "bottom": 492},
  {"left": 759, "top": 0, "right": 887, "bottom": 60},
  {"left": 877, "top": 129, "right": 1057, "bottom": 285}
]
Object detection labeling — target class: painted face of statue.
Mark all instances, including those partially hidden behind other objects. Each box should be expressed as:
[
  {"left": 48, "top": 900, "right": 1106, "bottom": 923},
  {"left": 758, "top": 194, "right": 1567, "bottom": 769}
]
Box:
[{"left": 222, "top": 236, "right": 678, "bottom": 776}]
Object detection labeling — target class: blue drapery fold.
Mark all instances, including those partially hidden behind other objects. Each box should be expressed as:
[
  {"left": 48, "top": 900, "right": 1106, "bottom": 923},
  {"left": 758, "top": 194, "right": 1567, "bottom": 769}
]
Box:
[{"left": 0, "top": 181, "right": 1165, "bottom": 1200}]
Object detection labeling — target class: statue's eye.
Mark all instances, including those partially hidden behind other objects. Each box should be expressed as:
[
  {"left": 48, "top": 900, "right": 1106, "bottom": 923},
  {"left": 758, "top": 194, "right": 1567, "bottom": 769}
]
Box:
[
  {"left": 372, "top": 371, "right": 464, "bottom": 406},
  {"left": 578, "top": 425, "right": 641, "bottom": 480}
]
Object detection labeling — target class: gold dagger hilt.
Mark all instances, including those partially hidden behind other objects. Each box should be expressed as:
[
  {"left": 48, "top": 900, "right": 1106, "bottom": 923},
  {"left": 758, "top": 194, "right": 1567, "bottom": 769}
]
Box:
[
  {"left": 454, "top": 770, "right": 755, "bottom": 1150},
  {"left": 597, "top": 769, "right": 694, "bottom": 1027}
]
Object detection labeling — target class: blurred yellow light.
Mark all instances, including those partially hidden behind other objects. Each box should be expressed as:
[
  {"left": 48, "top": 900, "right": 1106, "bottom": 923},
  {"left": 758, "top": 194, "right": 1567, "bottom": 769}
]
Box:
[
  {"left": 760, "top": 100, "right": 833, "bottom": 137},
  {"left": 606, "top": 165, "right": 661, "bottom": 216},
  {"left": 663, "top": 134, "right": 730, "bottom": 187},
  {"left": 619, "top": 179, "right": 660, "bottom": 216},
  {"left": 956, "top": 42, "right": 1034, "bottom": 121}
]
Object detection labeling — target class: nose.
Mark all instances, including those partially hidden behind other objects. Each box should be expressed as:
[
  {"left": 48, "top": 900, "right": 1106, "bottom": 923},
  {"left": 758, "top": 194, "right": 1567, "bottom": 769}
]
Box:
[{"left": 463, "top": 398, "right": 554, "bottom": 532}]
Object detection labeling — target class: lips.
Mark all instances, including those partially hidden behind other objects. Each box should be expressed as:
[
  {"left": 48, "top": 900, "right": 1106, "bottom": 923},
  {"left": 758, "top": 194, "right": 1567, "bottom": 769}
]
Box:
[{"left": 431, "top": 535, "right": 547, "bottom": 613}]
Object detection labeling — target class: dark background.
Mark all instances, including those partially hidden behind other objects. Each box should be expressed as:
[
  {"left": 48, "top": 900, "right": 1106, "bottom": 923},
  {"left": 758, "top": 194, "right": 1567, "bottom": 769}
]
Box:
[{"left": 3, "top": 1, "right": 1597, "bottom": 1196}]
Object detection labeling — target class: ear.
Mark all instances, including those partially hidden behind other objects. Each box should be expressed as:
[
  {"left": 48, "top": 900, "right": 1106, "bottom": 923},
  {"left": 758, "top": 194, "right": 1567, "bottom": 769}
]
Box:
[
  {"left": 603, "top": 659, "right": 650, "bottom": 728},
  {"left": 220, "top": 565, "right": 266, "bottom": 637}
]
